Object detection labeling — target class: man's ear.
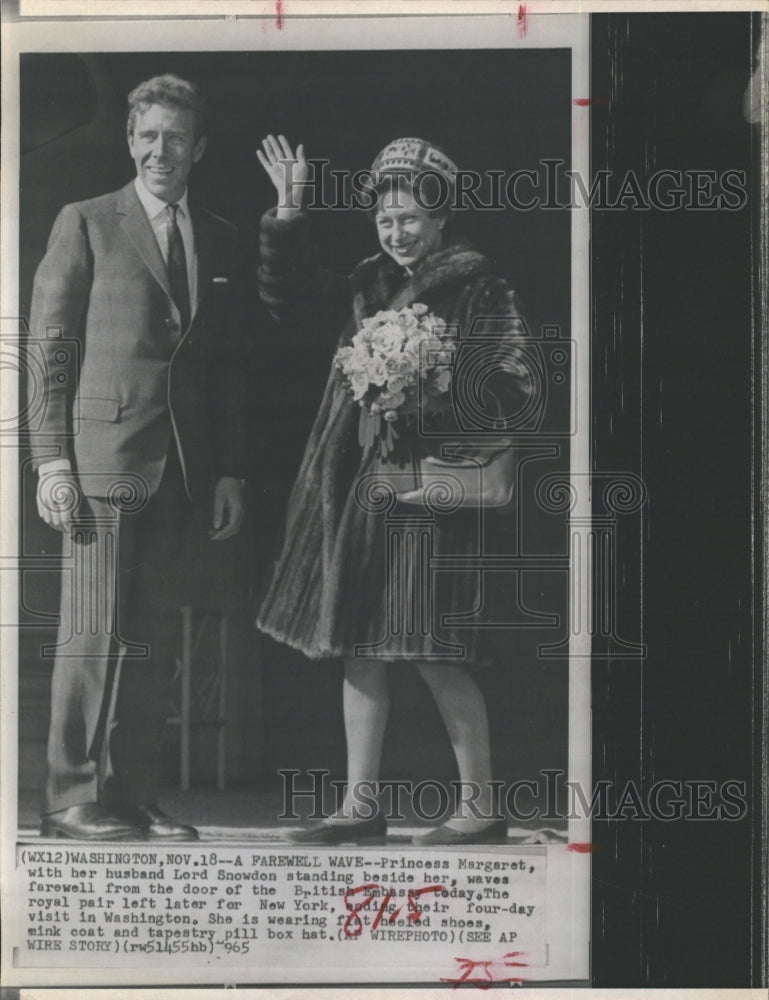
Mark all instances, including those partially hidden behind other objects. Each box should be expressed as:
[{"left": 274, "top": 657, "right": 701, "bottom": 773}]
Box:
[{"left": 193, "top": 135, "right": 207, "bottom": 163}]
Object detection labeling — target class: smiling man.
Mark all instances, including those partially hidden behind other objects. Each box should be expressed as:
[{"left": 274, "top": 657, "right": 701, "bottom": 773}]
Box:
[{"left": 29, "top": 74, "right": 246, "bottom": 841}]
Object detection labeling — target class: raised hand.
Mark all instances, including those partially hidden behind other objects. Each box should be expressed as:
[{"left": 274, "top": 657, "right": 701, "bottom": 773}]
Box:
[{"left": 256, "top": 134, "right": 309, "bottom": 220}]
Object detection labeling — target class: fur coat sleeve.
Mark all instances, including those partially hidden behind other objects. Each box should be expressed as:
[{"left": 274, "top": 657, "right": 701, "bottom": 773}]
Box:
[{"left": 257, "top": 208, "right": 352, "bottom": 336}]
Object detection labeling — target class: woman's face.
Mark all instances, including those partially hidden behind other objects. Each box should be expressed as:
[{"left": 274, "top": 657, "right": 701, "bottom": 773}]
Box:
[{"left": 375, "top": 189, "right": 444, "bottom": 269}]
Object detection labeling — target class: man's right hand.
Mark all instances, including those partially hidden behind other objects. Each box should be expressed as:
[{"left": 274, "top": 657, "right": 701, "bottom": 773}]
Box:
[
  {"left": 36, "top": 463, "right": 80, "bottom": 533},
  {"left": 256, "top": 134, "right": 309, "bottom": 221}
]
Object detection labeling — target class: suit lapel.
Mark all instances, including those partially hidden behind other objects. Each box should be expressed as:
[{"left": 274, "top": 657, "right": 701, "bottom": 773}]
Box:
[
  {"left": 117, "top": 182, "right": 175, "bottom": 305},
  {"left": 189, "top": 201, "right": 212, "bottom": 317}
]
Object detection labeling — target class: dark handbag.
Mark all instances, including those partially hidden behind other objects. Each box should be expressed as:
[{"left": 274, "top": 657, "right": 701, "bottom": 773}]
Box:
[{"left": 397, "top": 440, "right": 516, "bottom": 509}]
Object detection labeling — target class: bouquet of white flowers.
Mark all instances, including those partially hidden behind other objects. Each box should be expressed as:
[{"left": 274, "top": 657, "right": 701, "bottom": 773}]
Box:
[{"left": 334, "top": 303, "right": 456, "bottom": 459}]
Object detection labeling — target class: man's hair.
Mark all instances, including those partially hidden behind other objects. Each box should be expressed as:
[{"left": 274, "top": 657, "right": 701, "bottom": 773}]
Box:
[{"left": 126, "top": 74, "right": 207, "bottom": 140}]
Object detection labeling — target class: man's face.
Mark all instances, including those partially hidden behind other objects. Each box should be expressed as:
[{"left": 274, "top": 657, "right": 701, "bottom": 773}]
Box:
[{"left": 128, "top": 102, "right": 206, "bottom": 204}]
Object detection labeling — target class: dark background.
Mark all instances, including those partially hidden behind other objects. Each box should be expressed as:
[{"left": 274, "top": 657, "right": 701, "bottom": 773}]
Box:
[
  {"left": 17, "top": 50, "right": 572, "bottom": 822},
  {"left": 590, "top": 12, "right": 764, "bottom": 988}
]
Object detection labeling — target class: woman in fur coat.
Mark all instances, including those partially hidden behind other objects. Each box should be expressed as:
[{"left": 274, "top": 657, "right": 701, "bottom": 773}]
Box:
[{"left": 256, "top": 135, "right": 535, "bottom": 845}]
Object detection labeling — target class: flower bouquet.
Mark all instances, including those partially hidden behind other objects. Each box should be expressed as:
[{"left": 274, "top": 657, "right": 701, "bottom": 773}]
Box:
[{"left": 334, "top": 303, "right": 456, "bottom": 461}]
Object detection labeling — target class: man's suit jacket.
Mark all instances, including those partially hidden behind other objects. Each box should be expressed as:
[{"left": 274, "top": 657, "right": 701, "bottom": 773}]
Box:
[{"left": 29, "top": 180, "right": 245, "bottom": 503}]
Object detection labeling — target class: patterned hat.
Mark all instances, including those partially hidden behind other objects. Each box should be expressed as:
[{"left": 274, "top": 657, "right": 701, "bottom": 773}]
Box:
[{"left": 370, "top": 137, "right": 458, "bottom": 186}]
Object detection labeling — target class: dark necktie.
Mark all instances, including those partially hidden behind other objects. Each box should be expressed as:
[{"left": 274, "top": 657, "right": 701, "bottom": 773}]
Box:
[{"left": 166, "top": 203, "right": 191, "bottom": 332}]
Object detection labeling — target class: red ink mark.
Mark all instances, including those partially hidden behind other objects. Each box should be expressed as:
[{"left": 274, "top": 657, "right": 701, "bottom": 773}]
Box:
[
  {"left": 405, "top": 884, "right": 445, "bottom": 923},
  {"left": 516, "top": 4, "right": 527, "bottom": 38},
  {"left": 442, "top": 957, "right": 496, "bottom": 989},
  {"left": 501, "top": 951, "right": 529, "bottom": 984},
  {"left": 275, "top": 0, "right": 284, "bottom": 30},
  {"left": 342, "top": 883, "right": 379, "bottom": 938},
  {"left": 442, "top": 952, "right": 528, "bottom": 990},
  {"left": 342, "top": 882, "right": 446, "bottom": 937},
  {"left": 371, "top": 889, "right": 394, "bottom": 931},
  {"left": 573, "top": 98, "right": 610, "bottom": 107},
  {"left": 567, "top": 841, "right": 595, "bottom": 853}
]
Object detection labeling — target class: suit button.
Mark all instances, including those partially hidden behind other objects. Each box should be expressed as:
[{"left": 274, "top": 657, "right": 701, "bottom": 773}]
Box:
[{"left": 164, "top": 318, "right": 176, "bottom": 329}]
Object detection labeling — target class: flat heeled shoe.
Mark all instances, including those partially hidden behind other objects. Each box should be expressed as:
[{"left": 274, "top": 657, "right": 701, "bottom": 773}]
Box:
[
  {"left": 412, "top": 817, "right": 508, "bottom": 847},
  {"left": 122, "top": 804, "right": 199, "bottom": 842},
  {"left": 285, "top": 814, "right": 387, "bottom": 846}
]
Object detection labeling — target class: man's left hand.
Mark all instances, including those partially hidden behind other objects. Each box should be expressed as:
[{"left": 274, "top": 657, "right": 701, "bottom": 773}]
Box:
[{"left": 209, "top": 476, "right": 245, "bottom": 541}]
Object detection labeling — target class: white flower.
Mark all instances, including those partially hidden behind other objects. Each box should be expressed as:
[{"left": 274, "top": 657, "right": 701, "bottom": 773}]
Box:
[
  {"left": 368, "top": 358, "right": 388, "bottom": 386},
  {"left": 430, "top": 317, "right": 448, "bottom": 337},
  {"left": 371, "top": 310, "right": 400, "bottom": 326},
  {"left": 433, "top": 368, "right": 452, "bottom": 393},
  {"left": 350, "top": 372, "right": 369, "bottom": 400},
  {"left": 402, "top": 338, "right": 423, "bottom": 365},
  {"left": 372, "top": 324, "right": 405, "bottom": 354},
  {"left": 351, "top": 330, "right": 371, "bottom": 348},
  {"left": 334, "top": 304, "right": 451, "bottom": 423},
  {"left": 335, "top": 346, "right": 353, "bottom": 368},
  {"left": 379, "top": 389, "right": 406, "bottom": 410}
]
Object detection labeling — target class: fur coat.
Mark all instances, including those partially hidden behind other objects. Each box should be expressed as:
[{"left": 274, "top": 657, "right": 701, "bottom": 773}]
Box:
[{"left": 256, "top": 208, "right": 533, "bottom": 661}]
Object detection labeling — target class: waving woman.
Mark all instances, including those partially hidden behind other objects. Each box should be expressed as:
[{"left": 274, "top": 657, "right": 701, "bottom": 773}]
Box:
[{"left": 256, "top": 135, "right": 534, "bottom": 845}]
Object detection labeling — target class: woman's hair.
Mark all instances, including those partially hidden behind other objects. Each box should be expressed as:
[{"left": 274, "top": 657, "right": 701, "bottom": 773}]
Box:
[{"left": 126, "top": 74, "right": 207, "bottom": 141}]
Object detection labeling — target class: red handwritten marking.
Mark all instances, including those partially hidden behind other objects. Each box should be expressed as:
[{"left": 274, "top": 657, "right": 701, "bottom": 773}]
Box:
[
  {"left": 275, "top": 0, "right": 284, "bottom": 29},
  {"left": 567, "top": 841, "right": 595, "bottom": 853},
  {"left": 342, "top": 883, "right": 446, "bottom": 937},
  {"left": 442, "top": 952, "right": 528, "bottom": 989},
  {"left": 370, "top": 889, "right": 391, "bottom": 931},
  {"left": 406, "top": 885, "right": 444, "bottom": 922},
  {"left": 516, "top": 4, "right": 527, "bottom": 38},
  {"left": 573, "top": 98, "right": 610, "bottom": 107},
  {"left": 442, "top": 958, "right": 496, "bottom": 989}
]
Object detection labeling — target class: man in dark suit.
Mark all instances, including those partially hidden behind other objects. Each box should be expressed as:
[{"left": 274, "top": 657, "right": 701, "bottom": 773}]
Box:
[{"left": 29, "top": 74, "right": 246, "bottom": 841}]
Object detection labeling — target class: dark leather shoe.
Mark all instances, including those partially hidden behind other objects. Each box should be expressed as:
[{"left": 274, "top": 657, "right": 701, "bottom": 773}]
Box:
[
  {"left": 127, "top": 804, "right": 199, "bottom": 842},
  {"left": 40, "top": 803, "right": 142, "bottom": 841},
  {"left": 412, "top": 817, "right": 508, "bottom": 847},
  {"left": 286, "top": 814, "right": 387, "bottom": 846}
]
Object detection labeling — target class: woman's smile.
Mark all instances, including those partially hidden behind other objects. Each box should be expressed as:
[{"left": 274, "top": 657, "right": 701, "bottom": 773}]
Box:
[{"left": 375, "top": 190, "right": 445, "bottom": 268}]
